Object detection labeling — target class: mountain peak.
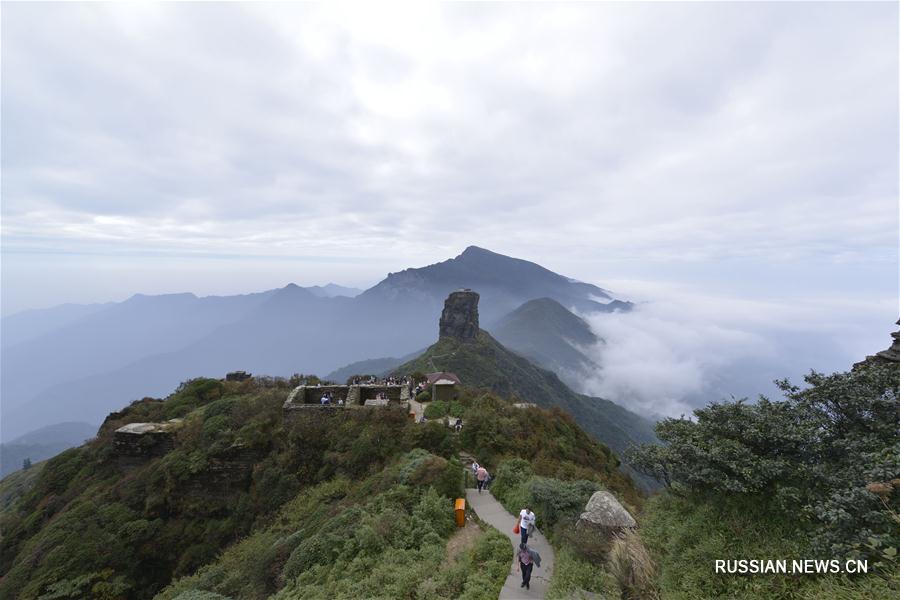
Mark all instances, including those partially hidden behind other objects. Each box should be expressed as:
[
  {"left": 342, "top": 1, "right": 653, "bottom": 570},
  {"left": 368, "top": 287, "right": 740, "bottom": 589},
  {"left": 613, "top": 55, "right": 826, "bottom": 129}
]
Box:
[{"left": 458, "top": 245, "right": 493, "bottom": 258}]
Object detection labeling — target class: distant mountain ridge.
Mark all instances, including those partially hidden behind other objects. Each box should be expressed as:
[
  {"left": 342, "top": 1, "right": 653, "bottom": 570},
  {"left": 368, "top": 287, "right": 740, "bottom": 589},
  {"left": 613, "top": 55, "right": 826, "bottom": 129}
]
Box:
[
  {"left": 0, "top": 422, "right": 96, "bottom": 478},
  {"left": 491, "top": 297, "right": 600, "bottom": 388},
  {"left": 305, "top": 283, "right": 363, "bottom": 298},
  {"left": 1, "top": 247, "right": 629, "bottom": 441},
  {"left": 362, "top": 246, "right": 629, "bottom": 323}
]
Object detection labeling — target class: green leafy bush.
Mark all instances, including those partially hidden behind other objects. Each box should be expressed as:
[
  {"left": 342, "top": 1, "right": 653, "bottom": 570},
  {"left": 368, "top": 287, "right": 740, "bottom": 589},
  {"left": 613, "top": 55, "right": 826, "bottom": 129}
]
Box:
[
  {"left": 491, "top": 459, "right": 600, "bottom": 529},
  {"left": 424, "top": 400, "right": 448, "bottom": 419},
  {"left": 628, "top": 363, "right": 900, "bottom": 562},
  {"left": 489, "top": 458, "right": 532, "bottom": 510},
  {"left": 641, "top": 492, "right": 898, "bottom": 599}
]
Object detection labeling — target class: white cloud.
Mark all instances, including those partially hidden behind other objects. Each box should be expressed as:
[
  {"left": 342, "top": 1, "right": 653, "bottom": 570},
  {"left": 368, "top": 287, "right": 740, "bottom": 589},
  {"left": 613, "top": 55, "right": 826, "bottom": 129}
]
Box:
[{"left": 579, "top": 282, "right": 897, "bottom": 418}]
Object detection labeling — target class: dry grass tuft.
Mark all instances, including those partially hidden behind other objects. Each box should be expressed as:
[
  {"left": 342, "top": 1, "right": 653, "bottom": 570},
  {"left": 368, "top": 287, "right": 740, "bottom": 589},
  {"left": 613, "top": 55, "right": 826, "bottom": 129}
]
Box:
[{"left": 607, "top": 530, "right": 659, "bottom": 600}]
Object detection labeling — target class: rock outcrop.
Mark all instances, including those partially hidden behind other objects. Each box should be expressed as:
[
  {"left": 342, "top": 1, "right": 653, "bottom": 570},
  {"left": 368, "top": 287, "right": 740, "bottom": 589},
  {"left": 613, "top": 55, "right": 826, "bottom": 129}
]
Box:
[
  {"left": 577, "top": 491, "right": 637, "bottom": 530},
  {"left": 854, "top": 319, "right": 900, "bottom": 369},
  {"left": 175, "top": 444, "right": 264, "bottom": 501},
  {"left": 439, "top": 289, "right": 480, "bottom": 341},
  {"left": 876, "top": 319, "right": 900, "bottom": 363},
  {"left": 225, "top": 370, "right": 252, "bottom": 382}
]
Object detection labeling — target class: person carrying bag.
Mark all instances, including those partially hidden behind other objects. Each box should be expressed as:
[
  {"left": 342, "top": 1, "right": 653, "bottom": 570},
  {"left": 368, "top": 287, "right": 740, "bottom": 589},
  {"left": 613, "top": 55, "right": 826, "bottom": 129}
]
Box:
[{"left": 516, "top": 542, "right": 540, "bottom": 590}]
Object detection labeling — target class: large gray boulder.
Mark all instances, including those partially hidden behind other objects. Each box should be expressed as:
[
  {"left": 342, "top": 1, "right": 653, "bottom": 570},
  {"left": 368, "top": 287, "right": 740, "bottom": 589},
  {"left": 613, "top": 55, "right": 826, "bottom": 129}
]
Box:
[{"left": 577, "top": 491, "right": 636, "bottom": 529}]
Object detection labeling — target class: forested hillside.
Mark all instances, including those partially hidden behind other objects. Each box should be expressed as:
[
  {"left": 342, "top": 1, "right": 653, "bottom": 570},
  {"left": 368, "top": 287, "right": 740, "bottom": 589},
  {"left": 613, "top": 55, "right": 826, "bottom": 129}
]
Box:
[
  {"left": 395, "top": 329, "right": 659, "bottom": 469},
  {"left": 0, "top": 376, "right": 639, "bottom": 600}
]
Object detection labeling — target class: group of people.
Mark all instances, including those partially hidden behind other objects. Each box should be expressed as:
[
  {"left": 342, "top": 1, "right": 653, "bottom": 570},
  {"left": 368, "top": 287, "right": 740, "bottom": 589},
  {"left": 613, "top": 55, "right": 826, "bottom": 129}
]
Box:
[
  {"left": 515, "top": 506, "right": 540, "bottom": 589},
  {"left": 471, "top": 459, "right": 541, "bottom": 591},
  {"left": 319, "top": 392, "right": 344, "bottom": 406},
  {"left": 349, "top": 375, "right": 410, "bottom": 386}
]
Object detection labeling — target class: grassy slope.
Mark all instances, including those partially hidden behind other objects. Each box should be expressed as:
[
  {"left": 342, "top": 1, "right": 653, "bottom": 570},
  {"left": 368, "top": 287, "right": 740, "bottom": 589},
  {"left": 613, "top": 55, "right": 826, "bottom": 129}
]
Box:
[
  {"left": 156, "top": 455, "right": 510, "bottom": 600},
  {"left": 0, "top": 462, "right": 44, "bottom": 517},
  {"left": 641, "top": 492, "right": 899, "bottom": 599}
]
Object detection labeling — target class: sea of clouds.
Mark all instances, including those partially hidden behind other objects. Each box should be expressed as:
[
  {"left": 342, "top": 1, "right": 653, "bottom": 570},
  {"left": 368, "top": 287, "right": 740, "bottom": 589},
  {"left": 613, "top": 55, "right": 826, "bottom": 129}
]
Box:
[{"left": 577, "top": 282, "right": 896, "bottom": 419}]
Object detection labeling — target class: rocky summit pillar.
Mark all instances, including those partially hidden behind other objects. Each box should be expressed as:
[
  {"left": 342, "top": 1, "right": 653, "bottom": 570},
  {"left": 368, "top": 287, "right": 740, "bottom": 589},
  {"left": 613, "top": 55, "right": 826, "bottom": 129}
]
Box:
[{"left": 439, "top": 289, "right": 480, "bottom": 341}]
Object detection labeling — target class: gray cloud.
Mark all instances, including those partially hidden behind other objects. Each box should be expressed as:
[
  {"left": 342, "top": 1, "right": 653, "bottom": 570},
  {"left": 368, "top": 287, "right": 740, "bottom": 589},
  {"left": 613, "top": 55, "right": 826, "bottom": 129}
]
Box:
[{"left": 1, "top": 2, "right": 897, "bottom": 314}]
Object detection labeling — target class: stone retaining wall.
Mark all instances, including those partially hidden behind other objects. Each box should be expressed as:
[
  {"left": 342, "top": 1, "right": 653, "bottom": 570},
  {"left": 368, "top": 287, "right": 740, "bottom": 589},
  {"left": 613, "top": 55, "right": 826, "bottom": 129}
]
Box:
[{"left": 113, "top": 420, "right": 180, "bottom": 467}]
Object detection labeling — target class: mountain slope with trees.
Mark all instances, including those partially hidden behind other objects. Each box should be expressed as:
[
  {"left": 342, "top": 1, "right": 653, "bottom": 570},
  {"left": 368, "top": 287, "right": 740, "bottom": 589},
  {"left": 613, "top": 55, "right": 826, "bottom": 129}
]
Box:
[
  {"left": 394, "top": 329, "right": 658, "bottom": 472},
  {"left": 0, "top": 372, "right": 640, "bottom": 600}
]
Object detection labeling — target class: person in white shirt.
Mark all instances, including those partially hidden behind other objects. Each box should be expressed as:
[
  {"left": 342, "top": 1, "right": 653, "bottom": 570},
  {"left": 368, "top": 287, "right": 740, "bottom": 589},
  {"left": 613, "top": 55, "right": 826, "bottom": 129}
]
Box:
[{"left": 519, "top": 507, "right": 536, "bottom": 544}]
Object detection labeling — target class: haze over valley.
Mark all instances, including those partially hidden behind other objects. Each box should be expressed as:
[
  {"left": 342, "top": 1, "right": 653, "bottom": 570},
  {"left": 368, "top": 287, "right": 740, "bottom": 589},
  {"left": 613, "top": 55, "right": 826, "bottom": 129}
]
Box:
[{"left": 2, "top": 246, "right": 893, "bottom": 449}]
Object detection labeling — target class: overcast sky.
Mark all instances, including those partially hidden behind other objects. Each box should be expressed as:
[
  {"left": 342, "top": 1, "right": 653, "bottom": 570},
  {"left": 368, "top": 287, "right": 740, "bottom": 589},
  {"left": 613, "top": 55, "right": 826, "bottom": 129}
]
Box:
[{"left": 2, "top": 2, "right": 897, "bottom": 318}]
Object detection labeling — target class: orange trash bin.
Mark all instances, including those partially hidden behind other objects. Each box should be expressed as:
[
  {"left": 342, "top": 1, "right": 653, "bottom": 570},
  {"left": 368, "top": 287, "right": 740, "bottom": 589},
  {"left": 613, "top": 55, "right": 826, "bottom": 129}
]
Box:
[{"left": 454, "top": 498, "right": 466, "bottom": 527}]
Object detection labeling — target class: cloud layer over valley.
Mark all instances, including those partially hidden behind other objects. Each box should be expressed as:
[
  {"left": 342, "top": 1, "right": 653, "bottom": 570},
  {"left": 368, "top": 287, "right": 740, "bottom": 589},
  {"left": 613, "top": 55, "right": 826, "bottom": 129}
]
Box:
[{"left": 580, "top": 282, "right": 896, "bottom": 418}]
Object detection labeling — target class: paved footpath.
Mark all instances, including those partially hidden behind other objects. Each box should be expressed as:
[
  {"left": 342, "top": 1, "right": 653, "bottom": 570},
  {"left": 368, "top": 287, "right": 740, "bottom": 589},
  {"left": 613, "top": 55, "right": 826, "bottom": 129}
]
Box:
[{"left": 466, "top": 488, "right": 555, "bottom": 600}]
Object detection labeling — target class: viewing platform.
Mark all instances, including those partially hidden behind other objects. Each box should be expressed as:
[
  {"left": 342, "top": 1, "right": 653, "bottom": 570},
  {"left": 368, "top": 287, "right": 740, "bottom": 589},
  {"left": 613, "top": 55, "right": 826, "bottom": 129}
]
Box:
[{"left": 282, "top": 383, "right": 410, "bottom": 415}]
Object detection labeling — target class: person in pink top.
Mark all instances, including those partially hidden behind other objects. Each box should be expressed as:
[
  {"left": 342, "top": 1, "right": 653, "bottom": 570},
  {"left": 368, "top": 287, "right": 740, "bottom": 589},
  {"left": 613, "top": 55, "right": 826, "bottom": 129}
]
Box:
[
  {"left": 516, "top": 542, "right": 541, "bottom": 590},
  {"left": 476, "top": 465, "right": 489, "bottom": 494}
]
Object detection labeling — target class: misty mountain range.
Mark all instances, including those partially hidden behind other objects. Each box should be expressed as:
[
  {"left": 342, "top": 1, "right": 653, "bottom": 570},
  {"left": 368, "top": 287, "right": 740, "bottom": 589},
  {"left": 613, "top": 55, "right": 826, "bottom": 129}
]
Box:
[
  {"left": 0, "top": 422, "right": 96, "bottom": 478},
  {"left": 1, "top": 247, "right": 630, "bottom": 444}
]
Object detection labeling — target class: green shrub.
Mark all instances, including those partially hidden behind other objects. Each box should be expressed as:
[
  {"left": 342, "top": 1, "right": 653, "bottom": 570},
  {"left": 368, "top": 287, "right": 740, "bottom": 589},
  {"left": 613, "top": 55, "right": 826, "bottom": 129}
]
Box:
[
  {"left": 406, "top": 421, "right": 456, "bottom": 457},
  {"left": 416, "top": 391, "right": 432, "bottom": 403},
  {"left": 489, "top": 459, "right": 532, "bottom": 512},
  {"left": 641, "top": 492, "right": 898, "bottom": 599},
  {"left": 424, "top": 400, "right": 447, "bottom": 419},
  {"left": 203, "top": 398, "right": 237, "bottom": 420}
]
